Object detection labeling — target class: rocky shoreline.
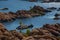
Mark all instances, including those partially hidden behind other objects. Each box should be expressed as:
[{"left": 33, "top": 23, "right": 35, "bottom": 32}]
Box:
[
  {"left": 0, "top": 23, "right": 60, "bottom": 40},
  {"left": 0, "top": 6, "right": 51, "bottom": 22}
]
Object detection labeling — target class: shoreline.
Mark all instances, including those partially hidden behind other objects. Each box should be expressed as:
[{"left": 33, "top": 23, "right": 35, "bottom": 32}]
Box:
[{"left": 0, "top": 23, "right": 60, "bottom": 40}]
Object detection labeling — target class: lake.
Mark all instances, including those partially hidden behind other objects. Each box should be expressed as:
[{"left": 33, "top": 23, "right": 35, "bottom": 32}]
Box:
[{"left": 0, "top": 0, "right": 60, "bottom": 32}]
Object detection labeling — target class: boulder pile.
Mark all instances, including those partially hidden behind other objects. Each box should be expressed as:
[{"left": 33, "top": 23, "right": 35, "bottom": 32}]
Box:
[
  {"left": 0, "top": 12, "right": 17, "bottom": 22},
  {"left": 0, "top": 23, "right": 60, "bottom": 40},
  {"left": 0, "top": 6, "right": 51, "bottom": 22},
  {"left": 0, "top": 23, "right": 24, "bottom": 40},
  {"left": 24, "top": 23, "right": 60, "bottom": 40}
]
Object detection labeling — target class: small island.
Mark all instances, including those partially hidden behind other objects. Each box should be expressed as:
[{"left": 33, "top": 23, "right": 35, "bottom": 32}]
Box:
[{"left": 0, "top": 5, "right": 51, "bottom": 22}]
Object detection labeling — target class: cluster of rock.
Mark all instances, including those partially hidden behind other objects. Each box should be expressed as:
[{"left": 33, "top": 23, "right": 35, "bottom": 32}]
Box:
[
  {"left": 0, "top": 12, "right": 17, "bottom": 22},
  {"left": 0, "top": 23, "right": 24, "bottom": 40},
  {"left": 54, "top": 13, "right": 60, "bottom": 20},
  {"left": 23, "top": 23, "right": 60, "bottom": 40},
  {"left": 46, "top": 7, "right": 60, "bottom": 11},
  {"left": 47, "top": 7, "right": 57, "bottom": 10},
  {"left": 16, "top": 24, "right": 33, "bottom": 30},
  {"left": 0, "top": 6, "right": 51, "bottom": 22},
  {"left": 43, "top": 0, "right": 60, "bottom": 2},
  {"left": 0, "top": 8, "right": 8, "bottom": 10},
  {"left": 0, "top": 23, "right": 60, "bottom": 40}
]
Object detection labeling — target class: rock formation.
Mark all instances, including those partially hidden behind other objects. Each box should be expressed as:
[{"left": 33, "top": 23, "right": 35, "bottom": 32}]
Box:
[
  {"left": 54, "top": 14, "right": 60, "bottom": 20},
  {"left": 47, "top": 7, "right": 57, "bottom": 10},
  {"left": 0, "top": 8, "right": 8, "bottom": 10},
  {"left": 0, "top": 6, "right": 51, "bottom": 22},
  {"left": 0, "top": 23, "right": 60, "bottom": 40},
  {"left": 0, "top": 23, "right": 24, "bottom": 40}
]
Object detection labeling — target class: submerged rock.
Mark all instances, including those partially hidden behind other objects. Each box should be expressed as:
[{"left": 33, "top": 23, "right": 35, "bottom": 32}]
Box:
[
  {"left": 54, "top": 14, "right": 60, "bottom": 17},
  {"left": 0, "top": 8, "right": 8, "bottom": 10},
  {"left": 16, "top": 24, "right": 33, "bottom": 30},
  {"left": 54, "top": 17, "right": 60, "bottom": 20},
  {"left": 47, "top": 7, "right": 57, "bottom": 10},
  {"left": 54, "top": 14, "right": 60, "bottom": 20},
  {"left": 57, "top": 8, "right": 60, "bottom": 11}
]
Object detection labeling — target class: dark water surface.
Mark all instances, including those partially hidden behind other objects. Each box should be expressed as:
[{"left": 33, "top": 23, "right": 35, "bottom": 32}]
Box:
[{"left": 0, "top": 0, "right": 60, "bottom": 32}]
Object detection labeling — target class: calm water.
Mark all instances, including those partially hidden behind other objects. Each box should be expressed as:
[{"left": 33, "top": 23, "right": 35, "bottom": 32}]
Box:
[{"left": 0, "top": 0, "right": 60, "bottom": 31}]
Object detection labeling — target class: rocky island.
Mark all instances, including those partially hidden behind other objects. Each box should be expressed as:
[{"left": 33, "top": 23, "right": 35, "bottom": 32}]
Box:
[{"left": 0, "top": 6, "right": 51, "bottom": 22}]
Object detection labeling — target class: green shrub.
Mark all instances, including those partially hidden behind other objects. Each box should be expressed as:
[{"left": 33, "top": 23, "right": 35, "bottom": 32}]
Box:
[{"left": 26, "top": 29, "right": 30, "bottom": 35}]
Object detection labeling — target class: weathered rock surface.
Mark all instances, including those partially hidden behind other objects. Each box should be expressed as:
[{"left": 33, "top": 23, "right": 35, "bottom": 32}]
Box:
[
  {"left": 16, "top": 24, "right": 33, "bottom": 30},
  {"left": 0, "top": 23, "right": 60, "bottom": 40},
  {"left": 0, "top": 6, "right": 51, "bottom": 22},
  {"left": 23, "top": 23, "right": 60, "bottom": 40},
  {"left": 0, "top": 23, "right": 24, "bottom": 40}
]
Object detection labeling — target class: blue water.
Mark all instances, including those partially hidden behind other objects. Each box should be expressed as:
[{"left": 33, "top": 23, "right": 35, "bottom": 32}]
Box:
[{"left": 0, "top": 0, "right": 60, "bottom": 31}]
